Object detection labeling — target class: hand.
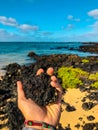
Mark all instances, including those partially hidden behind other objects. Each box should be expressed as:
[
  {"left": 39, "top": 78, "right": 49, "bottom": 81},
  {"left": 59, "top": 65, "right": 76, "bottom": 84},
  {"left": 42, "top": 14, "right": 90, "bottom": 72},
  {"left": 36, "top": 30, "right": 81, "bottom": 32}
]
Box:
[{"left": 17, "top": 67, "right": 62, "bottom": 128}]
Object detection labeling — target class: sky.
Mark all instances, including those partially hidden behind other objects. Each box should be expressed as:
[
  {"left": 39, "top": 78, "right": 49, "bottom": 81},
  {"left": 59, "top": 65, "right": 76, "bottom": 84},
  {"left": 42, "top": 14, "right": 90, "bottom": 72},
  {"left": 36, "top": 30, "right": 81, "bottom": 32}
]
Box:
[{"left": 0, "top": 0, "right": 98, "bottom": 42}]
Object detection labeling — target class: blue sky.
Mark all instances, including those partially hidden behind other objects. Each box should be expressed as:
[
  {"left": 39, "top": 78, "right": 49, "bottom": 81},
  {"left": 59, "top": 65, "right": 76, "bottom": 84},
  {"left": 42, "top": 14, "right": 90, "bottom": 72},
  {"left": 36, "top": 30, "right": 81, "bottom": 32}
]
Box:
[{"left": 0, "top": 0, "right": 98, "bottom": 42}]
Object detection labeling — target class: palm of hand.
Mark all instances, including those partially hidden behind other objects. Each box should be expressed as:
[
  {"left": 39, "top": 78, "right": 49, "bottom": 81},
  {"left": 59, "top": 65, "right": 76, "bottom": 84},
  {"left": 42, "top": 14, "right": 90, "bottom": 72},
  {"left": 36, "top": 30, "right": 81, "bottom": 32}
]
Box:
[{"left": 17, "top": 68, "right": 62, "bottom": 127}]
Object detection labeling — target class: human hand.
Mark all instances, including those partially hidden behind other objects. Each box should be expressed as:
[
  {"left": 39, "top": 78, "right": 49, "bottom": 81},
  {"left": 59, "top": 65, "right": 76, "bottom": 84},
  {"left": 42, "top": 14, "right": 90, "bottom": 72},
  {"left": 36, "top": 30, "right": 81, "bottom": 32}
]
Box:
[{"left": 17, "top": 67, "right": 62, "bottom": 129}]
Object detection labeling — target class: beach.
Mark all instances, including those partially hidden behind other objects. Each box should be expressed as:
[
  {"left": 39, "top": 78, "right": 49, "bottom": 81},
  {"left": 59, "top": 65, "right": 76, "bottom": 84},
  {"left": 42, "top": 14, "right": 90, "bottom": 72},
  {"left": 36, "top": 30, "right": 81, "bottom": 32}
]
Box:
[
  {"left": 60, "top": 88, "right": 98, "bottom": 130},
  {"left": 1, "top": 87, "right": 98, "bottom": 130},
  {"left": 0, "top": 42, "right": 98, "bottom": 130}
]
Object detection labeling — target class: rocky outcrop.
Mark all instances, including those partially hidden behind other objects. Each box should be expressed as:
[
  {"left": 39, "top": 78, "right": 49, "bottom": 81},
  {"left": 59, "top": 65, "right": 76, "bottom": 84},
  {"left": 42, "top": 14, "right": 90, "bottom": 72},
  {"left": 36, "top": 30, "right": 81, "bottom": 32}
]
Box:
[
  {"left": 0, "top": 53, "right": 98, "bottom": 130},
  {"left": 78, "top": 42, "right": 98, "bottom": 54}
]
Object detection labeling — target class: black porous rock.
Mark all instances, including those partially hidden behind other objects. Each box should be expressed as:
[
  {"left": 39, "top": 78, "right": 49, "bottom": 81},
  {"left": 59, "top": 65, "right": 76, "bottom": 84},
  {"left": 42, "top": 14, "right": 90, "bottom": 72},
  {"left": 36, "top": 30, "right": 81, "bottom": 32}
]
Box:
[
  {"left": 82, "top": 102, "right": 95, "bottom": 110},
  {"left": 87, "top": 115, "right": 95, "bottom": 121},
  {"left": 65, "top": 104, "right": 76, "bottom": 112},
  {"left": 22, "top": 73, "right": 58, "bottom": 106},
  {"left": 75, "top": 123, "right": 80, "bottom": 129},
  {"left": 87, "top": 91, "right": 98, "bottom": 101},
  {"left": 6, "top": 101, "right": 24, "bottom": 130},
  {"left": 65, "top": 124, "right": 71, "bottom": 130},
  {"left": 57, "top": 123, "right": 65, "bottom": 130},
  {"left": 0, "top": 62, "right": 59, "bottom": 130},
  {"left": 27, "top": 51, "right": 38, "bottom": 59},
  {"left": 95, "top": 123, "right": 98, "bottom": 129},
  {"left": 83, "top": 123, "right": 95, "bottom": 130},
  {"left": 83, "top": 123, "right": 98, "bottom": 130}
]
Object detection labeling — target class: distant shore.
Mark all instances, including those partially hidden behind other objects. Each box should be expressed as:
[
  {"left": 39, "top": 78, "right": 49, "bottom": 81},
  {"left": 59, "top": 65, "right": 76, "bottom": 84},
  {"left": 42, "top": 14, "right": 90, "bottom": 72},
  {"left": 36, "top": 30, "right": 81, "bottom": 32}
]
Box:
[{"left": 0, "top": 42, "right": 98, "bottom": 74}]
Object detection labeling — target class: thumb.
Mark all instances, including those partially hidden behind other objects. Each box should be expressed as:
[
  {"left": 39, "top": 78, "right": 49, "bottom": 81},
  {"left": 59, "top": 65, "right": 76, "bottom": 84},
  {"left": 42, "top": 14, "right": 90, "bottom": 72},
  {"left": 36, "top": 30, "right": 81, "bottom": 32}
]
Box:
[{"left": 17, "top": 81, "right": 26, "bottom": 100}]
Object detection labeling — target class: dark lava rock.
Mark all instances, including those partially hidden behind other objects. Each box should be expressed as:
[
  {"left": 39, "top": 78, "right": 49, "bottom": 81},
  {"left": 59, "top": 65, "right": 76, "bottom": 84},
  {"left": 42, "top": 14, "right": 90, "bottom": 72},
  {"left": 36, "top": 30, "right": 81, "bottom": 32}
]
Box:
[
  {"left": 0, "top": 62, "right": 59, "bottom": 130},
  {"left": 87, "top": 92, "right": 98, "bottom": 101},
  {"left": 6, "top": 101, "right": 24, "bottom": 130},
  {"left": 58, "top": 123, "right": 65, "bottom": 130},
  {"left": 65, "top": 104, "right": 76, "bottom": 112},
  {"left": 83, "top": 122, "right": 98, "bottom": 130},
  {"left": 0, "top": 89, "right": 10, "bottom": 95},
  {"left": 95, "top": 123, "right": 98, "bottom": 129},
  {"left": 82, "top": 102, "right": 95, "bottom": 110},
  {"left": 78, "top": 117, "right": 83, "bottom": 121},
  {"left": 87, "top": 115, "right": 95, "bottom": 121},
  {"left": 1, "top": 54, "right": 98, "bottom": 130},
  {"left": 78, "top": 42, "right": 98, "bottom": 54},
  {"left": 22, "top": 73, "right": 58, "bottom": 106},
  {"left": 75, "top": 123, "right": 80, "bottom": 129},
  {"left": 83, "top": 123, "right": 95, "bottom": 130},
  {"left": 27, "top": 51, "right": 38, "bottom": 59},
  {"left": 65, "top": 124, "right": 71, "bottom": 130}
]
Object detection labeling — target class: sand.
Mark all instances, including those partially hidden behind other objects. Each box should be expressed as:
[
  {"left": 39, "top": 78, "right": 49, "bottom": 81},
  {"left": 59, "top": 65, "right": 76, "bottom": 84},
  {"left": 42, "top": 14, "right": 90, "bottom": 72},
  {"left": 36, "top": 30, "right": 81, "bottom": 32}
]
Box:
[
  {"left": 60, "top": 88, "right": 98, "bottom": 129},
  {"left": 1, "top": 88, "right": 98, "bottom": 130}
]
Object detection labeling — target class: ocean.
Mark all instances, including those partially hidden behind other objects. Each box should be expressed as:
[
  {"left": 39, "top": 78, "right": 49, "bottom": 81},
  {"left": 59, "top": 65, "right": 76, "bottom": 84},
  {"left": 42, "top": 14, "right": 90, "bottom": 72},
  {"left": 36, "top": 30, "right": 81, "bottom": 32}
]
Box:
[{"left": 0, "top": 42, "right": 98, "bottom": 75}]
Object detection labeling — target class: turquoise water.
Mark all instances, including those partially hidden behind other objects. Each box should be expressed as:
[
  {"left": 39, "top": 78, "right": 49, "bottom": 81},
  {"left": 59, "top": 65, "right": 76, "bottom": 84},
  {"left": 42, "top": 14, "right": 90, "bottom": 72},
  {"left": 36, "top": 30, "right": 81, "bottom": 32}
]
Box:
[{"left": 0, "top": 42, "right": 98, "bottom": 72}]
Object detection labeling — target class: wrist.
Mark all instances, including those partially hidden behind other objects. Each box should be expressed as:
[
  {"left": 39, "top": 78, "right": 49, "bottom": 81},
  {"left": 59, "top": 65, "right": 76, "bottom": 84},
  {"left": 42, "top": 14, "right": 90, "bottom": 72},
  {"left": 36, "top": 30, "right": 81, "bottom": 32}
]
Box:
[
  {"left": 23, "top": 126, "right": 52, "bottom": 130},
  {"left": 22, "top": 126, "right": 43, "bottom": 130},
  {"left": 24, "top": 120, "right": 57, "bottom": 130}
]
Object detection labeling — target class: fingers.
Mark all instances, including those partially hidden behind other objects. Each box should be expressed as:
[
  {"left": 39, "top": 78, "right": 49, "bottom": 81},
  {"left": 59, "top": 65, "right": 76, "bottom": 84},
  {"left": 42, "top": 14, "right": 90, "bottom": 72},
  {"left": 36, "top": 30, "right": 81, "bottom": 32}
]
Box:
[
  {"left": 36, "top": 67, "right": 62, "bottom": 104},
  {"left": 17, "top": 81, "right": 26, "bottom": 100},
  {"left": 51, "top": 80, "right": 62, "bottom": 93},
  {"left": 36, "top": 67, "right": 54, "bottom": 76},
  {"left": 46, "top": 67, "right": 54, "bottom": 76},
  {"left": 36, "top": 68, "right": 44, "bottom": 75},
  {"left": 51, "top": 76, "right": 62, "bottom": 104}
]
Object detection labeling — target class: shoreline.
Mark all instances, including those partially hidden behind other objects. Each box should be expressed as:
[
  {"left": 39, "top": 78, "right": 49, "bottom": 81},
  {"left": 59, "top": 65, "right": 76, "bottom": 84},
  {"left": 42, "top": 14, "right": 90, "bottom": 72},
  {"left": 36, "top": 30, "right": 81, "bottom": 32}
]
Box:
[
  {"left": 0, "top": 53, "right": 98, "bottom": 130},
  {"left": 0, "top": 42, "right": 98, "bottom": 72}
]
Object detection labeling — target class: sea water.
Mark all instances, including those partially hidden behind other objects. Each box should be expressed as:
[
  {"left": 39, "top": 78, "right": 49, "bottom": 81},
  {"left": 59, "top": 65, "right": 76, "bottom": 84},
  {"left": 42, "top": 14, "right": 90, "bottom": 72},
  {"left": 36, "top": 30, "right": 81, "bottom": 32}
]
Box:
[{"left": 0, "top": 42, "right": 98, "bottom": 74}]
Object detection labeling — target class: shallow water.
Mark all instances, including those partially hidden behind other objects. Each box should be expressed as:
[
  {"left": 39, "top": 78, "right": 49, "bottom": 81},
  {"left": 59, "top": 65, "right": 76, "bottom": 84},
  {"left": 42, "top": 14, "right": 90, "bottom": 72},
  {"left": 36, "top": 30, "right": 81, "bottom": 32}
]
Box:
[{"left": 0, "top": 42, "right": 98, "bottom": 74}]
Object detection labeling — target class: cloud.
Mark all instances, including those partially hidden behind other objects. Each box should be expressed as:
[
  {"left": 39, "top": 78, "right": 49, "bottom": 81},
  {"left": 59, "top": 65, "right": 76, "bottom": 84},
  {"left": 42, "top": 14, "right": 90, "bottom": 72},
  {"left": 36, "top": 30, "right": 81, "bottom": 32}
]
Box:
[
  {"left": 67, "top": 15, "right": 73, "bottom": 20},
  {"left": 42, "top": 31, "right": 53, "bottom": 35},
  {"left": 0, "top": 28, "right": 38, "bottom": 41},
  {"left": 67, "top": 15, "right": 80, "bottom": 22},
  {"left": 18, "top": 24, "right": 39, "bottom": 32},
  {"left": 88, "top": 9, "right": 98, "bottom": 19},
  {"left": 67, "top": 24, "right": 74, "bottom": 30},
  {"left": 61, "top": 24, "right": 74, "bottom": 31},
  {"left": 89, "top": 21, "right": 98, "bottom": 30},
  {"left": 0, "top": 16, "right": 39, "bottom": 33},
  {"left": 0, "top": 16, "right": 18, "bottom": 26}
]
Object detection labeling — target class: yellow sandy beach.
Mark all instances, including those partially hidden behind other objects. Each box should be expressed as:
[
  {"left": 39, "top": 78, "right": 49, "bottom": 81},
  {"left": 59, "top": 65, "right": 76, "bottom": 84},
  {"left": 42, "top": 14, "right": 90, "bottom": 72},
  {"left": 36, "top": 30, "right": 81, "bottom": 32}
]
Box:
[
  {"left": 60, "top": 88, "right": 98, "bottom": 129},
  {"left": 1, "top": 87, "right": 98, "bottom": 130}
]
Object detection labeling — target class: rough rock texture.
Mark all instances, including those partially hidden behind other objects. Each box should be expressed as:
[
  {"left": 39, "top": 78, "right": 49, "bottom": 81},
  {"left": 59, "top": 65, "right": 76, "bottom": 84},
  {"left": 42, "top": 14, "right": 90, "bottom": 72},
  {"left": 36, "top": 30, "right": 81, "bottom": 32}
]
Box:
[
  {"left": 0, "top": 62, "right": 58, "bottom": 129},
  {"left": 78, "top": 42, "right": 98, "bottom": 54},
  {"left": 82, "top": 102, "right": 95, "bottom": 110},
  {"left": 83, "top": 123, "right": 98, "bottom": 130},
  {"left": 22, "top": 73, "right": 58, "bottom": 106},
  {"left": 65, "top": 105, "right": 76, "bottom": 112},
  {"left": 0, "top": 53, "right": 98, "bottom": 130}
]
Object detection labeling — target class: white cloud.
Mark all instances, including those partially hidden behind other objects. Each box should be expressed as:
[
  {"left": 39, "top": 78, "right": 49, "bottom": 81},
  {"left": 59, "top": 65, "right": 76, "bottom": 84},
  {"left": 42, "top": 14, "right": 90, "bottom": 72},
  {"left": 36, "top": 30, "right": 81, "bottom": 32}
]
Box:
[
  {"left": 0, "top": 16, "right": 39, "bottom": 33},
  {"left": 89, "top": 21, "right": 98, "bottom": 30},
  {"left": 67, "top": 24, "right": 74, "bottom": 30},
  {"left": 0, "top": 28, "right": 37, "bottom": 41},
  {"left": 18, "top": 24, "right": 39, "bottom": 32},
  {"left": 61, "top": 24, "right": 74, "bottom": 30},
  {"left": 88, "top": 9, "right": 98, "bottom": 19},
  {"left": 0, "top": 16, "right": 18, "bottom": 26},
  {"left": 42, "top": 32, "right": 53, "bottom": 35},
  {"left": 67, "top": 15, "right": 73, "bottom": 20},
  {"left": 67, "top": 15, "right": 80, "bottom": 22}
]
